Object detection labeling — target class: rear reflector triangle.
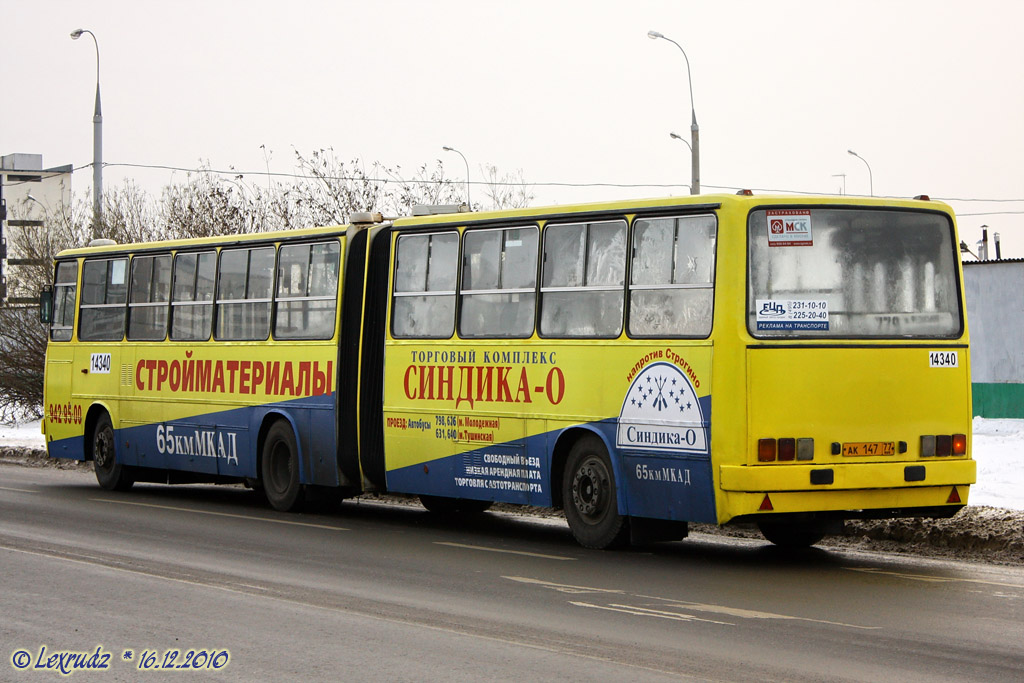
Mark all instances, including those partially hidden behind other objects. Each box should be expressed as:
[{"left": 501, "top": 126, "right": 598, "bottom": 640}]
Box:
[
  {"left": 947, "top": 487, "right": 962, "bottom": 504},
  {"left": 759, "top": 494, "right": 774, "bottom": 511}
]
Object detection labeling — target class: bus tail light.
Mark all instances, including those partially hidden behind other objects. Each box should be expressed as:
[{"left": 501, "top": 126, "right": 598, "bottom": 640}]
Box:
[
  {"left": 759, "top": 437, "right": 814, "bottom": 462},
  {"left": 920, "top": 433, "right": 968, "bottom": 457},
  {"left": 797, "top": 438, "right": 814, "bottom": 461},
  {"left": 778, "top": 438, "right": 796, "bottom": 461}
]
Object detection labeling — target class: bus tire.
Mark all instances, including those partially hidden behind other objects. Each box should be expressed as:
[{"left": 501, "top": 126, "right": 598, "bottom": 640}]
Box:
[
  {"left": 261, "top": 420, "right": 304, "bottom": 512},
  {"left": 562, "top": 435, "right": 629, "bottom": 549},
  {"left": 758, "top": 520, "right": 827, "bottom": 548},
  {"left": 419, "top": 495, "right": 493, "bottom": 515},
  {"left": 92, "top": 413, "right": 134, "bottom": 492}
]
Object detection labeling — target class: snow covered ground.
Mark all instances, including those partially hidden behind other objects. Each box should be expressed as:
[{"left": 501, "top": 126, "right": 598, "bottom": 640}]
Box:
[{"left": 2, "top": 418, "right": 1021, "bottom": 510}]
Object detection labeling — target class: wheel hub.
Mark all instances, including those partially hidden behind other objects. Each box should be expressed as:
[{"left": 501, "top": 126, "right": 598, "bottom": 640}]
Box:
[
  {"left": 95, "top": 430, "right": 113, "bottom": 468},
  {"left": 572, "top": 460, "right": 605, "bottom": 517}
]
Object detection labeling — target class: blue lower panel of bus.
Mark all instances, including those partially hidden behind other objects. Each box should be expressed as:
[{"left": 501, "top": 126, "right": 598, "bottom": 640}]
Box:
[
  {"left": 46, "top": 394, "right": 338, "bottom": 487},
  {"left": 385, "top": 419, "right": 717, "bottom": 524}
]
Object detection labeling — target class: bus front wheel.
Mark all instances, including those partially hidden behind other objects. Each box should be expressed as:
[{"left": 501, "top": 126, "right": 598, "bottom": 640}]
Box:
[
  {"left": 261, "top": 421, "right": 304, "bottom": 512},
  {"left": 562, "top": 436, "right": 629, "bottom": 549},
  {"left": 92, "top": 413, "right": 134, "bottom": 492}
]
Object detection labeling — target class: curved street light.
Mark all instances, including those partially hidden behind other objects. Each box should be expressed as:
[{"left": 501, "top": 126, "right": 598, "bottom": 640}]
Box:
[
  {"left": 71, "top": 28, "right": 103, "bottom": 238},
  {"left": 669, "top": 131, "right": 692, "bottom": 153},
  {"left": 442, "top": 146, "right": 471, "bottom": 209},
  {"left": 847, "top": 149, "right": 873, "bottom": 197},
  {"left": 649, "top": 30, "right": 699, "bottom": 195}
]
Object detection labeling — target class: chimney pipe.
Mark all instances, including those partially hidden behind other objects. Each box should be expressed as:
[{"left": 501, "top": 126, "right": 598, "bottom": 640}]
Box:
[{"left": 994, "top": 232, "right": 1002, "bottom": 260}]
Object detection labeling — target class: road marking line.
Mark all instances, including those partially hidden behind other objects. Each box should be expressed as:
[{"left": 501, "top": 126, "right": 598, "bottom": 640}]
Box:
[
  {"left": 510, "top": 577, "right": 879, "bottom": 630},
  {"left": 641, "top": 596, "right": 880, "bottom": 629},
  {"left": 846, "top": 566, "right": 1024, "bottom": 590},
  {"left": 0, "top": 485, "right": 37, "bottom": 493},
  {"left": 570, "top": 601, "right": 734, "bottom": 626},
  {"left": 90, "top": 498, "right": 347, "bottom": 530},
  {"left": 504, "top": 576, "right": 623, "bottom": 593},
  {"left": 436, "top": 542, "right": 575, "bottom": 561}
]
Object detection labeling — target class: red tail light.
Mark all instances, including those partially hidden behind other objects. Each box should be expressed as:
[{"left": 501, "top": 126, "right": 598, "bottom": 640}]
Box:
[
  {"left": 952, "top": 434, "right": 967, "bottom": 455},
  {"left": 778, "top": 438, "right": 796, "bottom": 461},
  {"left": 758, "top": 438, "right": 776, "bottom": 462}
]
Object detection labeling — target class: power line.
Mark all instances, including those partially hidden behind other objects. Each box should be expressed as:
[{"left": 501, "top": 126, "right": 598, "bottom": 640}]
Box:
[{"left": 61, "top": 161, "right": 1024, "bottom": 208}]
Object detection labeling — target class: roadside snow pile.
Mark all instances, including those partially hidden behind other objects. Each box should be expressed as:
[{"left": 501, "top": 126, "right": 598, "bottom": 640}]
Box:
[
  {"left": 0, "top": 445, "right": 87, "bottom": 470},
  {"left": 840, "top": 507, "right": 1024, "bottom": 564}
]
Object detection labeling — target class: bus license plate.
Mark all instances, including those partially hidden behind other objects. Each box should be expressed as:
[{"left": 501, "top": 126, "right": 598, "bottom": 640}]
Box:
[{"left": 842, "top": 442, "right": 895, "bottom": 457}]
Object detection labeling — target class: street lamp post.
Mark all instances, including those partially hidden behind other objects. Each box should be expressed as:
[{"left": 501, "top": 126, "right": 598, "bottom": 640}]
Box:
[
  {"left": 442, "top": 146, "right": 471, "bottom": 209},
  {"left": 71, "top": 28, "right": 102, "bottom": 239},
  {"left": 847, "top": 149, "right": 873, "bottom": 197},
  {"left": 649, "top": 30, "right": 699, "bottom": 195}
]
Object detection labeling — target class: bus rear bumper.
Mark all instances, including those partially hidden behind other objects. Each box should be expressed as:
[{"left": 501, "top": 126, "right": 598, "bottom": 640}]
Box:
[
  {"left": 718, "top": 460, "right": 975, "bottom": 522},
  {"left": 720, "top": 459, "right": 975, "bottom": 492}
]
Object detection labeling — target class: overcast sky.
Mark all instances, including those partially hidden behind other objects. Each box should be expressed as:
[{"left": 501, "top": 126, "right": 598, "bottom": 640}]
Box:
[{"left": 4, "top": 0, "right": 1023, "bottom": 256}]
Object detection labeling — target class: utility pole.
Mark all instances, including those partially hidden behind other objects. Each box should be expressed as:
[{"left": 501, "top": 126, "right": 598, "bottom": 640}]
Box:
[{"left": 0, "top": 173, "right": 7, "bottom": 303}]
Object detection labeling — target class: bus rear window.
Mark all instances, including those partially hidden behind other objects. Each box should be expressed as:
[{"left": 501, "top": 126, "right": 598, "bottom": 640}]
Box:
[{"left": 747, "top": 208, "right": 962, "bottom": 338}]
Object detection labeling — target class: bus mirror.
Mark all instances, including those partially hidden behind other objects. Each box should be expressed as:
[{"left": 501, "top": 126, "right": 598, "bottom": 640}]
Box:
[{"left": 39, "top": 286, "right": 53, "bottom": 324}]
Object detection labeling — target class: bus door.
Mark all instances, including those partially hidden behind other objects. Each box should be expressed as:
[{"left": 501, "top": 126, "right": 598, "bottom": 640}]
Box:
[{"left": 43, "top": 260, "right": 83, "bottom": 459}]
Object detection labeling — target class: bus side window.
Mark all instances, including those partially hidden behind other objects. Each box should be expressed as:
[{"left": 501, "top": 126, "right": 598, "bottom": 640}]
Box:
[
  {"left": 540, "top": 220, "right": 625, "bottom": 338},
  {"left": 275, "top": 241, "right": 341, "bottom": 340},
  {"left": 50, "top": 261, "right": 78, "bottom": 342},
  {"left": 392, "top": 232, "right": 458, "bottom": 339},
  {"left": 216, "top": 247, "right": 274, "bottom": 341},
  {"left": 170, "top": 251, "right": 216, "bottom": 341},
  {"left": 79, "top": 257, "right": 128, "bottom": 341},
  {"left": 459, "top": 226, "right": 538, "bottom": 339},
  {"left": 628, "top": 214, "right": 716, "bottom": 338},
  {"left": 127, "top": 254, "right": 171, "bottom": 341}
]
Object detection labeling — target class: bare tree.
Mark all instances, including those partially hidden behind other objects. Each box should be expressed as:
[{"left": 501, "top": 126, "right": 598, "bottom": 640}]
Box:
[
  {"left": 480, "top": 164, "right": 535, "bottom": 210},
  {"left": 1, "top": 151, "right": 535, "bottom": 420},
  {"left": 0, "top": 306, "right": 46, "bottom": 421},
  {"left": 102, "top": 180, "right": 163, "bottom": 244}
]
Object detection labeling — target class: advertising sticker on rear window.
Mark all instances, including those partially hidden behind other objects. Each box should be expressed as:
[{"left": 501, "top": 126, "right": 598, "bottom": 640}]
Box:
[
  {"left": 756, "top": 299, "right": 829, "bottom": 330},
  {"left": 767, "top": 209, "right": 812, "bottom": 247}
]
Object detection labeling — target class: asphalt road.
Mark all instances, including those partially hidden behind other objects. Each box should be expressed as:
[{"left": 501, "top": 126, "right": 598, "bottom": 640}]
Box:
[{"left": 2, "top": 465, "right": 1022, "bottom": 682}]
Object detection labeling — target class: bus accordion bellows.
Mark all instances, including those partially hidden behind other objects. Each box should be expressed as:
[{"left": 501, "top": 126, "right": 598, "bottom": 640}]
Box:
[{"left": 39, "top": 193, "right": 975, "bottom": 549}]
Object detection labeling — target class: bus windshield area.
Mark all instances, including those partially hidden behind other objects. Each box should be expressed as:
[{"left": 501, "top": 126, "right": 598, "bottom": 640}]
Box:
[{"left": 747, "top": 207, "right": 962, "bottom": 338}]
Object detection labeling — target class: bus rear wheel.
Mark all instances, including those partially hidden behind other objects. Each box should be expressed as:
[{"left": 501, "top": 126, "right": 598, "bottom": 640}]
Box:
[
  {"left": 758, "top": 520, "right": 828, "bottom": 548},
  {"left": 562, "top": 435, "right": 629, "bottom": 549},
  {"left": 92, "top": 413, "right": 134, "bottom": 492},
  {"left": 261, "top": 421, "right": 304, "bottom": 512},
  {"left": 419, "top": 495, "right": 493, "bottom": 515}
]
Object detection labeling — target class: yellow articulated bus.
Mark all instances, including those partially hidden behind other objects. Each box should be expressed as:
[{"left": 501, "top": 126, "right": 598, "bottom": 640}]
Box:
[{"left": 40, "top": 193, "right": 975, "bottom": 548}]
